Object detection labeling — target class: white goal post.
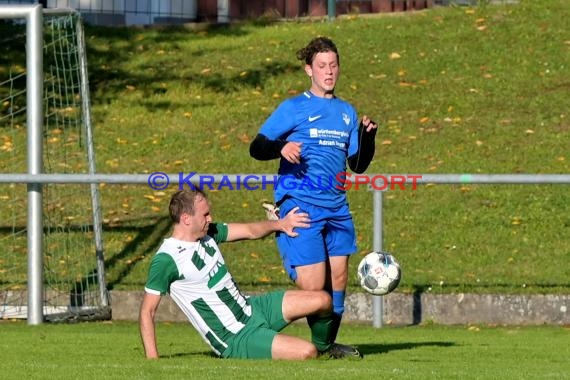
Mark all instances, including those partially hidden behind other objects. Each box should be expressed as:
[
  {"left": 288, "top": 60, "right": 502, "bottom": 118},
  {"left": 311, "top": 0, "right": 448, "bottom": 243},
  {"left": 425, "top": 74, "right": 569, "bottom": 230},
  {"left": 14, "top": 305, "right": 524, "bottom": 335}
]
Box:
[
  {"left": 0, "top": 4, "right": 108, "bottom": 324},
  {"left": 1, "top": 4, "right": 44, "bottom": 325}
]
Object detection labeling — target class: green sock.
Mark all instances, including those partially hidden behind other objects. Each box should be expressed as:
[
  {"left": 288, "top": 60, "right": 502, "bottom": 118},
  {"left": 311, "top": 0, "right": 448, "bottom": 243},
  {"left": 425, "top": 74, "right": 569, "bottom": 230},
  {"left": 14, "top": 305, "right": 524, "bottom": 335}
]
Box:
[
  {"left": 330, "top": 313, "right": 342, "bottom": 343},
  {"left": 307, "top": 313, "right": 334, "bottom": 352}
]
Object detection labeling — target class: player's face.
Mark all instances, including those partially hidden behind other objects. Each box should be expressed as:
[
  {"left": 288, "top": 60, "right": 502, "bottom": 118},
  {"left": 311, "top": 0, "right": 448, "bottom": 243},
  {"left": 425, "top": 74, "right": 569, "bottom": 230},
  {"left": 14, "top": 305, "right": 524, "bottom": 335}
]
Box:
[
  {"left": 188, "top": 196, "right": 212, "bottom": 239},
  {"left": 305, "top": 51, "right": 339, "bottom": 98}
]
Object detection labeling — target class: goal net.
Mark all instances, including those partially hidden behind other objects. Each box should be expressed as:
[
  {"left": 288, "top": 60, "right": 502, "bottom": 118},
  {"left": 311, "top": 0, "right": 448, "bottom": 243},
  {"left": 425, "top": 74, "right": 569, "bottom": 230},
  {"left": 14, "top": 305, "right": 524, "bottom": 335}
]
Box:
[{"left": 0, "top": 5, "right": 109, "bottom": 322}]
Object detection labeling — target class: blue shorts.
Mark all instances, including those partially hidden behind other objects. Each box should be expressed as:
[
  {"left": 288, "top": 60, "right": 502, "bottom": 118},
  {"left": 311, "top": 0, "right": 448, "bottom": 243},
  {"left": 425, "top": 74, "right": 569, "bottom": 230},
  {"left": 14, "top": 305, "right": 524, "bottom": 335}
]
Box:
[{"left": 276, "top": 197, "right": 357, "bottom": 281}]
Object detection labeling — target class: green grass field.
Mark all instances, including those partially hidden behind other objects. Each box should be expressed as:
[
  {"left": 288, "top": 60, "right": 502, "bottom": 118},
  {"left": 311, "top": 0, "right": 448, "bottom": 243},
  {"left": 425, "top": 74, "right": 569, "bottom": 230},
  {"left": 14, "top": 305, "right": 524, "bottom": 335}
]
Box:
[
  {"left": 0, "top": 320, "right": 568, "bottom": 380},
  {"left": 1, "top": 0, "right": 569, "bottom": 295}
]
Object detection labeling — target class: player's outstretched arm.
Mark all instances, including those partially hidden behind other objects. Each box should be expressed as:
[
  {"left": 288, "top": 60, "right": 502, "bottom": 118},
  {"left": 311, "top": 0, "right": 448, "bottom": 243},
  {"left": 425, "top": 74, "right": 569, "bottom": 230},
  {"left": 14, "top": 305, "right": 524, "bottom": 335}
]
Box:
[
  {"left": 226, "top": 207, "right": 310, "bottom": 242},
  {"left": 139, "top": 292, "right": 162, "bottom": 359},
  {"left": 348, "top": 116, "right": 378, "bottom": 174}
]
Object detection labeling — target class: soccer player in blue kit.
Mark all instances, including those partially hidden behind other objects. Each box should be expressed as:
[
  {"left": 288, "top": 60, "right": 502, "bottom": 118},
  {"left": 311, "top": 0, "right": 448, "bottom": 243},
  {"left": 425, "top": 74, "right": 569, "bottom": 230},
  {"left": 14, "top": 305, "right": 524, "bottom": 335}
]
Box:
[{"left": 249, "top": 37, "right": 378, "bottom": 358}]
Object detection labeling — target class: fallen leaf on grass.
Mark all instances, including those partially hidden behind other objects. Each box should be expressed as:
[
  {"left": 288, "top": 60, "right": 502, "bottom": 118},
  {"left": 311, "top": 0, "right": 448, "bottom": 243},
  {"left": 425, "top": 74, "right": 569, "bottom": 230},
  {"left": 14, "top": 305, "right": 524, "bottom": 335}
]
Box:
[{"left": 238, "top": 134, "right": 250, "bottom": 144}]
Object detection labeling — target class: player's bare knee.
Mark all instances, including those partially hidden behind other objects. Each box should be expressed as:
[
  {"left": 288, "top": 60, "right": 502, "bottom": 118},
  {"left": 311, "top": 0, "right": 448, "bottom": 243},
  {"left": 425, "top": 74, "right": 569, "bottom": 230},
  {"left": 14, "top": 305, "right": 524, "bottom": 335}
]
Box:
[
  {"left": 316, "top": 290, "right": 332, "bottom": 313},
  {"left": 300, "top": 344, "right": 318, "bottom": 359}
]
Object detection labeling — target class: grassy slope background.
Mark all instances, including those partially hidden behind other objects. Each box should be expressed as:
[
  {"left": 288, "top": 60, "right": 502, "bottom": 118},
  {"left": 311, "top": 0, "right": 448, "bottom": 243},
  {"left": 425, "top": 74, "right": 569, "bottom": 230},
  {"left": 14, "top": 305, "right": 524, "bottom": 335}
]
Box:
[
  {"left": 22, "top": 0, "right": 570, "bottom": 293},
  {"left": 87, "top": 0, "right": 569, "bottom": 294}
]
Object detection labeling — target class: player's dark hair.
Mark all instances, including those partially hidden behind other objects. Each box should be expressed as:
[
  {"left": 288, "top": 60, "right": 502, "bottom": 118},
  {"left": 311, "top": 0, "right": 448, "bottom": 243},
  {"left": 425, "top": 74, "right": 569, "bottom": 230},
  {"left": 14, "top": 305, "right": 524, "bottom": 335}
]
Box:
[
  {"left": 296, "top": 36, "right": 339, "bottom": 65},
  {"left": 169, "top": 189, "right": 208, "bottom": 223}
]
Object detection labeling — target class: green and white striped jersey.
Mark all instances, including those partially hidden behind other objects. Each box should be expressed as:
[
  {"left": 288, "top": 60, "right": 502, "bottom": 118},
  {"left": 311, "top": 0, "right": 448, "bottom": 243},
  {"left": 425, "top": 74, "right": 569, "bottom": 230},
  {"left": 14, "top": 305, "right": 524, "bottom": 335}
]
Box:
[{"left": 144, "top": 223, "right": 252, "bottom": 356}]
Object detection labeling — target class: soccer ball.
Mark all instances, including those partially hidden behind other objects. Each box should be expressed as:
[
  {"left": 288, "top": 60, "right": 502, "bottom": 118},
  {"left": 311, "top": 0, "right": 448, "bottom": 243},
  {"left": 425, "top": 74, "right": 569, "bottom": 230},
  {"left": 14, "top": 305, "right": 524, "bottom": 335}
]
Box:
[{"left": 357, "top": 251, "right": 401, "bottom": 295}]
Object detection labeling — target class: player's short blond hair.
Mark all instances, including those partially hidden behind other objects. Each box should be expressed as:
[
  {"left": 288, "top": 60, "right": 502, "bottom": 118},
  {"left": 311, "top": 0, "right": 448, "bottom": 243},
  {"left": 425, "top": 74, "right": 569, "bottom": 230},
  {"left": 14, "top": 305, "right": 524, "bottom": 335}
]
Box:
[{"left": 169, "top": 189, "right": 208, "bottom": 223}]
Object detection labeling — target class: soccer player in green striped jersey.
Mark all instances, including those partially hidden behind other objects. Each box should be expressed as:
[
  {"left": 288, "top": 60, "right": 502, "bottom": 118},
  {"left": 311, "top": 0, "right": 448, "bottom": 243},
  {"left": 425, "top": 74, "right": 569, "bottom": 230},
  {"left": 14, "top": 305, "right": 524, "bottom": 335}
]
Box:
[{"left": 139, "top": 189, "right": 333, "bottom": 360}]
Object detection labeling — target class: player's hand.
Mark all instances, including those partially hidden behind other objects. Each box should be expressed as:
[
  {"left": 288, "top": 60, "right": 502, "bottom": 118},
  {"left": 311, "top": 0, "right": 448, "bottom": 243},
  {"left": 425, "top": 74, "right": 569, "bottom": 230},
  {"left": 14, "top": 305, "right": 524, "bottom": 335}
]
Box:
[
  {"left": 279, "top": 206, "right": 310, "bottom": 237},
  {"left": 281, "top": 142, "right": 302, "bottom": 164},
  {"left": 361, "top": 116, "right": 378, "bottom": 132}
]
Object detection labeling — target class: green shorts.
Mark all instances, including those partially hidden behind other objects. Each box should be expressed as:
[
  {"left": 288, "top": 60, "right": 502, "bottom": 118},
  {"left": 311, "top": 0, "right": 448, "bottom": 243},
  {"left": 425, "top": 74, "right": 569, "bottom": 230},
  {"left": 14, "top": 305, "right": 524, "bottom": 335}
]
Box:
[{"left": 221, "top": 290, "right": 287, "bottom": 359}]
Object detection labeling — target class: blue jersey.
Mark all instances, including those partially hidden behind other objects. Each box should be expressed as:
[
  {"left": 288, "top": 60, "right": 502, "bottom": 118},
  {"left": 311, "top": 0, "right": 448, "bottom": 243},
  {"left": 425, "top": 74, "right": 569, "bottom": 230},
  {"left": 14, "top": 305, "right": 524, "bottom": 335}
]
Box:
[{"left": 259, "top": 91, "right": 360, "bottom": 208}]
